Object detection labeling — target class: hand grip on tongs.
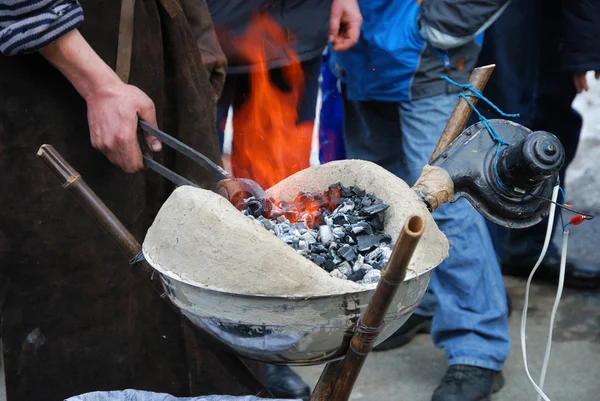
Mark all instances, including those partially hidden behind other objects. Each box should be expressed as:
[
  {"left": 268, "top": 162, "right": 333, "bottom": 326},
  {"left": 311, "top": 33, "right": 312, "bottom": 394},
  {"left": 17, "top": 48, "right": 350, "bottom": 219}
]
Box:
[{"left": 429, "top": 64, "right": 496, "bottom": 162}]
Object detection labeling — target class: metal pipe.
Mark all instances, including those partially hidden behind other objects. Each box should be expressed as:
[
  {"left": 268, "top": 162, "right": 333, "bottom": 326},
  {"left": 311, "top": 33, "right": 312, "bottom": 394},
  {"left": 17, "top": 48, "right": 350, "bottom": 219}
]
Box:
[
  {"left": 429, "top": 64, "right": 496, "bottom": 162},
  {"left": 311, "top": 215, "right": 425, "bottom": 401}
]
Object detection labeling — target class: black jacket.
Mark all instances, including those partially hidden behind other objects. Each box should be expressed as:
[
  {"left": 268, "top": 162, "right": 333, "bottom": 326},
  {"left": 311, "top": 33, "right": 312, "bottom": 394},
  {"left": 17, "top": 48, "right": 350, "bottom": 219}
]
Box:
[
  {"left": 207, "top": 0, "right": 332, "bottom": 73},
  {"left": 561, "top": 0, "right": 600, "bottom": 72}
]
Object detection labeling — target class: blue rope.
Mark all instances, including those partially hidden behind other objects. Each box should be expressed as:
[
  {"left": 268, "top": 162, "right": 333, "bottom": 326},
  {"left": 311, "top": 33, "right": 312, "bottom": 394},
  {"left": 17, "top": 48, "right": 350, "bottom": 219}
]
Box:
[
  {"left": 558, "top": 186, "right": 566, "bottom": 204},
  {"left": 441, "top": 75, "right": 520, "bottom": 191}
]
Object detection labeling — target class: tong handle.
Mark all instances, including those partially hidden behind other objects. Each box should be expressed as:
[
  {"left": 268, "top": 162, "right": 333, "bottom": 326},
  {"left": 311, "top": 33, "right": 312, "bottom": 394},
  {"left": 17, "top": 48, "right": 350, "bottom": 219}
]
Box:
[{"left": 138, "top": 120, "right": 230, "bottom": 186}]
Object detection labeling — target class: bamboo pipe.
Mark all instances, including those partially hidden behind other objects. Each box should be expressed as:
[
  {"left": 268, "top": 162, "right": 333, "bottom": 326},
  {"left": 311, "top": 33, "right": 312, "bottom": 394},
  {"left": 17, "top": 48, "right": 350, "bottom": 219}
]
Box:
[
  {"left": 311, "top": 215, "right": 425, "bottom": 401},
  {"left": 36, "top": 144, "right": 166, "bottom": 296},
  {"left": 429, "top": 64, "right": 495, "bottom": 162}
]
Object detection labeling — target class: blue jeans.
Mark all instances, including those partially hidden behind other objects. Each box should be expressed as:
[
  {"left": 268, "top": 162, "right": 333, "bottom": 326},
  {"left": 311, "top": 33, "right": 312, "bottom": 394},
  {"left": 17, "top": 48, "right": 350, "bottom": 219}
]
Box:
[{"left": 343, "top": 92, "right": 510, "bottom": 371}]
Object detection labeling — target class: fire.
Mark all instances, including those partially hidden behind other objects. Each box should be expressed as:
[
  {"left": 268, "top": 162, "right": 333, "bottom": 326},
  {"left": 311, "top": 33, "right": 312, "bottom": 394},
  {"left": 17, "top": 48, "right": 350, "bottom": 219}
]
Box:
[{"left": 229, "top": 16, "right": 314, "bottom": 190}]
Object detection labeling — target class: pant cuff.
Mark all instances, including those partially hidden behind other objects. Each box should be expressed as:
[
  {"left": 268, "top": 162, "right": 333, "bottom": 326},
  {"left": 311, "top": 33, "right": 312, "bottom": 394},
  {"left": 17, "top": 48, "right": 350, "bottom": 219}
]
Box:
[{"left": 448, "top": 356, "right": 504, "bottom": 372}]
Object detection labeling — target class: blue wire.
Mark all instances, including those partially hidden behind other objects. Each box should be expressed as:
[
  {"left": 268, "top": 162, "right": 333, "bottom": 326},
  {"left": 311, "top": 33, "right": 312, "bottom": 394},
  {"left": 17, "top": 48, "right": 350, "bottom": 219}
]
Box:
[
  {"left": 558, "top": 186, "right": 566, "bottom": 204},
  {"left": 441, "top": 75, "right": 520, "bottom": 191}
]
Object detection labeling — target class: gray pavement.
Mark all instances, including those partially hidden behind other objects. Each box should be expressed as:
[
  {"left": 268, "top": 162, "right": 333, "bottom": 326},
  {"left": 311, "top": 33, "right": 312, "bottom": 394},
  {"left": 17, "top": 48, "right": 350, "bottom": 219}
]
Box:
[{"left": 295, "top": 275, "right": 600, "bottom": 401}]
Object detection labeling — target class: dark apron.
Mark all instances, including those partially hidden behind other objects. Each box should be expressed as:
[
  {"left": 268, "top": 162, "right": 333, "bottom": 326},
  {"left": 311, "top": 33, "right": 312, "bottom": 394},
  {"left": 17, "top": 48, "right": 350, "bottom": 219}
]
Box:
[{"left": 0, "top": 0, "right": 261, "bottom": 399}]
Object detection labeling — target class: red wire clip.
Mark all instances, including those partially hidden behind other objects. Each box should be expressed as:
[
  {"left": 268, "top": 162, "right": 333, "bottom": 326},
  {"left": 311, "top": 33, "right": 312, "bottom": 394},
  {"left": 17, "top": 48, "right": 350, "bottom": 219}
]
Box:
[{"left": 569, "top": 215, "right": 590, "bottom": 226}]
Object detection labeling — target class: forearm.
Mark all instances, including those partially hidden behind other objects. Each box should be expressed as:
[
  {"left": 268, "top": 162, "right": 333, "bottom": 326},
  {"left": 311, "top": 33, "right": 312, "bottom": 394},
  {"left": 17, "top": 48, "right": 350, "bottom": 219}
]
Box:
[{"left": 39, "top": 29, "right": 121, "bottom": 100}]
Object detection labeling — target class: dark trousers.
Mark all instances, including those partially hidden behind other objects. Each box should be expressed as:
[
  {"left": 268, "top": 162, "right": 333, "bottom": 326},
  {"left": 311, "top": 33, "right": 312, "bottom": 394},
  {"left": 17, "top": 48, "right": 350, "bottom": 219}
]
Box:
[
  {"left": 475, "top": 0, "right": 582, "bottom": 260},
  {"left": 216, "top": 56, "right": 322, "bottom": 152}
]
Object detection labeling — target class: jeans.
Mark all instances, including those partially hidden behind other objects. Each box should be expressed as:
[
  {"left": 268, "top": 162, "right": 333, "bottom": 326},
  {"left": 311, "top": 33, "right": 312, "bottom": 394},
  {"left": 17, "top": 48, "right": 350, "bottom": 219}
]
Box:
[
  {"left": 343, "top": 92, "right": 510, "bottom": 371},
  {"left": 473, "top": 0, "right": 582, "bottom": 260},
  {"left": 216, "top": 56, "right": 322, "bottom": 153}
]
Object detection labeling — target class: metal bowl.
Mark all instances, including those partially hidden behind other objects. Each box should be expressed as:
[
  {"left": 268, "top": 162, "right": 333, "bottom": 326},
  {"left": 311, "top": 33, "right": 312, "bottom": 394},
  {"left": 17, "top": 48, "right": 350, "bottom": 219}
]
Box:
[{"left": 153, "top": 263, "right": 433, "bottom": 366}]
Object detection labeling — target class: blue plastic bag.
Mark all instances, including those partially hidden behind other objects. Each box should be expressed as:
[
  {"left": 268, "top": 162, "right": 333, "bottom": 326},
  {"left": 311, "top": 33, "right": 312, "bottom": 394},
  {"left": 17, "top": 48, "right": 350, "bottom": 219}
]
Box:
[{"left": 318, "top": 47, "right": 346, "bottom": 163}]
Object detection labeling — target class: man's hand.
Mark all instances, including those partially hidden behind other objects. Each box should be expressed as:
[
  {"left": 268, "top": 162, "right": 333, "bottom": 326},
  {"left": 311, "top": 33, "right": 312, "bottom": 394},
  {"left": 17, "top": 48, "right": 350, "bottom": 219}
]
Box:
[
  {"left": 573, "top": 70, "right": 600, "bottom": 94},
  {"left": 86, "top": 82, "right": 159, "bottom": 173},
  {"left": 329, "top": 0, "right": 362, "bottom": 51},
  {"left": 39, "top": 29, "right": 161, "bottom": 173}
]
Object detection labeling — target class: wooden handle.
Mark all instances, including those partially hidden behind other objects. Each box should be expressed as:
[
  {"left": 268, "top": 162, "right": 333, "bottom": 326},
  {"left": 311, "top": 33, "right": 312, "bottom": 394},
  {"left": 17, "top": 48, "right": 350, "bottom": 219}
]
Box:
[
  {"left": 311, "top": 216, "right": 425, "bottom": 401},
  {"left": 429, "top": 64, "right": 496, "bottom": 162}
]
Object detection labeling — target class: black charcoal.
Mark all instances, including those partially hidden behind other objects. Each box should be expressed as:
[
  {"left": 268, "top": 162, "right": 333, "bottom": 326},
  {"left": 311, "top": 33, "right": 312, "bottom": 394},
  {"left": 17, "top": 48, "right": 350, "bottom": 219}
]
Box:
[
  {"left": 357, "top": 234, "right": 391, "bottom": 252},
  {"left": 313, "top": 255, "right": 326, "bottom": 266},
  {"left": 338, "top": 244, "right": 357, "bottom": 262},
  {"left": 363, "top": 203, "right": 390, "bottom": 215},
  {"left": 242, "top": 183, "right": 394, "bottom": 284}
]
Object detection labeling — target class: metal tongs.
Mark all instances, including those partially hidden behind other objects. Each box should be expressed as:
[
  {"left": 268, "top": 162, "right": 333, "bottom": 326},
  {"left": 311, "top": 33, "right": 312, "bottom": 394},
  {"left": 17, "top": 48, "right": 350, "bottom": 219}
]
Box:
[{"left": 138, "top": 121, "right": 266, "bottom": 207}]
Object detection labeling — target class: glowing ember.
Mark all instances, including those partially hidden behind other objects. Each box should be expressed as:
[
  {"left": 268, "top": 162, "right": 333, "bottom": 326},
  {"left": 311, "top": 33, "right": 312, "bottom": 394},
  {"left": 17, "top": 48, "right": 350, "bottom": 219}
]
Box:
[
  {"left": 229, "top": 16, "right": 313, "bottom": 189},
  {"left": 242, "top": 183, "right": 393, "bottom": 283}
]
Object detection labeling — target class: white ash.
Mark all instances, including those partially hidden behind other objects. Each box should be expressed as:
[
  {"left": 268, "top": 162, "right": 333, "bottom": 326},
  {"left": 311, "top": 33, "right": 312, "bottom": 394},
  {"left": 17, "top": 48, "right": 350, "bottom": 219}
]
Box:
[{"left": 242, "top": 183, "right": 393, "bottom": 284}]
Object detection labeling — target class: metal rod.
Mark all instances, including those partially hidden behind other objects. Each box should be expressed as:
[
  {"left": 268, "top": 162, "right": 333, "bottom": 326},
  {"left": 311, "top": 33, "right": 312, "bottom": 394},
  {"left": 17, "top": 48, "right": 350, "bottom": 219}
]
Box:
[
  {"left": 139, "top": 121, "right": 230, "bottom": 181},
  {"left": 311, "top": 216, "right": 425, "bottom": 401},
  {"left": 429, "top": 64, "right": 496, "bottom": 162}
]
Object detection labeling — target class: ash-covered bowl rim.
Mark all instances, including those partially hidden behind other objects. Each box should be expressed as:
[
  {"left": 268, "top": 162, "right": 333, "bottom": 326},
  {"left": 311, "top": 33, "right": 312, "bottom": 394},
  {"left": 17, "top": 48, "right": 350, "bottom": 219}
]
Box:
[{"left": 142, "top": 246, "right": 439, "bottom": 300}]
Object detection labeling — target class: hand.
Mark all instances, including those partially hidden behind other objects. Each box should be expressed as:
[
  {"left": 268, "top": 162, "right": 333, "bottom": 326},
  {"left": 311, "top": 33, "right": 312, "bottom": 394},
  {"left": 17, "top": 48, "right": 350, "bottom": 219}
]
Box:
[
  {"left": 329, "top": 0, "right": 362, "bottom": 51},
  {"left": 39, "top": 29, "right": 161, "bottom": 173},
  {"left": 573, "top": 70, "right": 600, "bottom": 94},
  {"left": 85, "top": 82, "right": 161, "bottom": 173}
]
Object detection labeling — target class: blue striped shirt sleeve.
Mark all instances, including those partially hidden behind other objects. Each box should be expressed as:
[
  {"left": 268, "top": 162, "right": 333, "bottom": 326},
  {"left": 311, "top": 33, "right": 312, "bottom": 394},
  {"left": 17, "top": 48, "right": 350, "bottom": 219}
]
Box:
[{"left": 0, "top": 0, "right": 84, "bottom": 56}]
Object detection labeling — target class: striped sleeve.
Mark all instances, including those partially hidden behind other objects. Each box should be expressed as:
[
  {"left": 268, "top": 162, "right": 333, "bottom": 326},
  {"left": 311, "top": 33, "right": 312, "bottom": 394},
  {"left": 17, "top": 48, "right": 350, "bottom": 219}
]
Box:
[{"left": 0, "top": 0, "right": 84, "bottom": 56}]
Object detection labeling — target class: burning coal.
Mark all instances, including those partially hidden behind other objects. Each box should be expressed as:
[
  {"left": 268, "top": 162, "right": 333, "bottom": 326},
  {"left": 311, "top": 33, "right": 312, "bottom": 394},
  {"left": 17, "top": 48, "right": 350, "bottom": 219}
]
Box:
[{"left": 242, "top": 183, "right": 393, "bottom": 284}]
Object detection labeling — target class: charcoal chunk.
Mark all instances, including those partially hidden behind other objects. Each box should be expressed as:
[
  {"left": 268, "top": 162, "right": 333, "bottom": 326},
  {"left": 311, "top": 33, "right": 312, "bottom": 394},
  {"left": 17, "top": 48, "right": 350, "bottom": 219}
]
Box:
[
  {"left": 332, "top": 215, "right": 348, "bottom": 226},
  {"left": 363, "top": 203, "right": 390, "bottom": 215},
  {"left": 313, "top": 255, "right": 326, "bottom": 267},
  {"left": 369, "top": 214, "right": 385, "bottom": 231},
  {"left": 361, "top": 269, "right": 382, "bottom": 284},
  {"left": 338, "top": 244, "right": 357, "bottom": 261},
  {"left": 347, "top": 269, "right": 367, "bottom": 282},
  {"left": 322, "top": 258, "right": 337, "bottom": 272},
  {"left": 357, "top": 234, "right": 391, "bottom": 252}
]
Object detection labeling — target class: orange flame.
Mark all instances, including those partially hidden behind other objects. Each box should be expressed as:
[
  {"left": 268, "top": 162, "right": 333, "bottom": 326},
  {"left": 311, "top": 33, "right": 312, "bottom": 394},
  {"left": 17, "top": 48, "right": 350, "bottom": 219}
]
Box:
[{"left": 230, "top": 15, "right": 314, "bottom": 190}]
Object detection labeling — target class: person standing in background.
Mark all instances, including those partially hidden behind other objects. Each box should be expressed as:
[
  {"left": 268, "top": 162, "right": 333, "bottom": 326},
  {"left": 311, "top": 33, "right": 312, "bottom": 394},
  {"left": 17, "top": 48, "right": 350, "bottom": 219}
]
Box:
[
  {"left": 332, "top": 1, "right": 511, "bottom": 400},
  {"left": 475, "top": 0, "right": 600, "bottom": 288},
  {"left": 207, "top": 1, "right": 362, "bottom": 399}
]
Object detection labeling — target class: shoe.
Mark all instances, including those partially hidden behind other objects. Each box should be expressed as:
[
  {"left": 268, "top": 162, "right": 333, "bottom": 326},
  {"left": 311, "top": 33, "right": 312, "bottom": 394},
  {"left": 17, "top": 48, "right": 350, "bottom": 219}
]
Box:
[
  {"left": 503, "top": 245, "right": 600, "bottom": 289},
  {"left": 263, "top": 364, "right": 310, "bottom": 401},
  {"left": 432, "top": 365, "right": 505, "bottom": 401},
  {"left": 373, "top": 313, "right": 432, "bottom": 351}
]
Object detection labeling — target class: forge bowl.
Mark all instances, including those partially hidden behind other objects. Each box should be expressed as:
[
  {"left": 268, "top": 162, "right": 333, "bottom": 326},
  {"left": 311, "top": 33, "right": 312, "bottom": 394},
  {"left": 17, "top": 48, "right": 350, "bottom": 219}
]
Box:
[{"left": 153, "top": 261, "right": 433, "bottom": 366}]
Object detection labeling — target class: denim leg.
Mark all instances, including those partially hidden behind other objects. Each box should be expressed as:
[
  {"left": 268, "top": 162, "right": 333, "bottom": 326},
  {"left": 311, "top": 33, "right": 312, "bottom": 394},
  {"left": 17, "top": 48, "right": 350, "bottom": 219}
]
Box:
[
  {"left": 398, "top": 94, "right": 510, "bottom": 370},
  {"left": 344, "top": 91, "right": 510, "bottom": 370},
  {"left": 342, "top": 93, "right": 438, "bottom": 316}
]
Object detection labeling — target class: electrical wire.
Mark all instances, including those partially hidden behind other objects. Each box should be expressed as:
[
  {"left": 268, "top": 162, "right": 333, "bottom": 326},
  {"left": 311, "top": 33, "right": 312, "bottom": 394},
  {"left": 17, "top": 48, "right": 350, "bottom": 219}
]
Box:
[
  {"left": 528, "top": 191, "right": 595, "bottom": 219},
  {"left": 537, "top": 230, "right": 568, "bottom": 401},
  {"left": 520, "top": 185, "right": 558, "bottom": 401}
]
